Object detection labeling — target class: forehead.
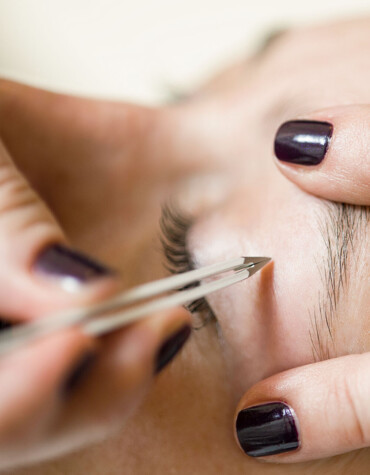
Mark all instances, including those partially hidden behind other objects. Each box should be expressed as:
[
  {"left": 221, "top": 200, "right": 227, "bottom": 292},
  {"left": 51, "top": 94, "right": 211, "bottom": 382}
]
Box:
[
  {"left": 185, "top": 182, "right": 322, "bottom": 387},
  {"left": 187, "top": 176, "right": 323, "bottom": 265},
  {"left": 188, "top": 186, "right": 369, "bottom": 364},
  {"left": 246, "top": 19, "right": 370, "bottom": 127},
  {"left": 169, "top": 18, "right": 370, "bottom": 380}
]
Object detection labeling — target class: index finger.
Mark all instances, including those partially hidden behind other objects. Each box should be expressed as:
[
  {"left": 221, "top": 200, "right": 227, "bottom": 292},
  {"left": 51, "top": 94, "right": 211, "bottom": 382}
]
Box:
[{"left": 0, "top": 329, "right": 92, "bottom": 468}]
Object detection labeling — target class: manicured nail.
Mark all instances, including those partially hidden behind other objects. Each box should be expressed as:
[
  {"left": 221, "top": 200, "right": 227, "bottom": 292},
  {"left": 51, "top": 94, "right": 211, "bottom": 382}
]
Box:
[
  {"left": 62, "top": 351, "right": 97, "bottom": 396},
  {"left": 236, "top": 402, "right": 300, "bottom": 457},
  {"left": 274, "top": 120, "right": 333, "bottom": 165},
  {"left": 35, "top": 243, "right": 114, "bottom": 290},
  {"left": 0, "top": 319, "right": 12, "bottom": 332},
  {"left": 155, "top": 324, "right": 191, "bottom": 374}
]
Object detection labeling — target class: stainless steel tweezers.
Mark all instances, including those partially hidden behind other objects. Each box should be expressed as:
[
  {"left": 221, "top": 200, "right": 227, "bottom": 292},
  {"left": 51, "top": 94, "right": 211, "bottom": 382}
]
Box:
[{"left": 0, "top": 256, "right": 270, "bottom": 356}]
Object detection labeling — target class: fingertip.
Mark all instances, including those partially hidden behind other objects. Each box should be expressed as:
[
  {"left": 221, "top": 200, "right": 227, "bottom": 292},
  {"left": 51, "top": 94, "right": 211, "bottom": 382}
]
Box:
[
  {"left": 273, "top": 105, "right": 370, "bottom": 205},
  {"left": 0, "top": 328, "right": 95, "bottom": 429},
  {"left": 2, "top": 240, "right": 123, "bottom": 324},
  {"left": 234, "top": 401, "right": 301, "bottom": 460},
  {"left": 274, "top": 120, "right": 333, "bottom": 166},
  {"left": 106, "top": 306, "right": 193, "bottom": 376}
]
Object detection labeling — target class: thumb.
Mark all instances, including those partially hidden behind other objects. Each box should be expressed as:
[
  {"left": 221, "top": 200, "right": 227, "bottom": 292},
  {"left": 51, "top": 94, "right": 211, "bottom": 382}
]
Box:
[
  {"left": 273, "top": 105, "right": 370, "bottom": 205},
  {"left": 0, "top": 138, "right": 117, "bottom": 322},
  {"left": 234, "top": 353, "right": 370, "bottom": 462}
]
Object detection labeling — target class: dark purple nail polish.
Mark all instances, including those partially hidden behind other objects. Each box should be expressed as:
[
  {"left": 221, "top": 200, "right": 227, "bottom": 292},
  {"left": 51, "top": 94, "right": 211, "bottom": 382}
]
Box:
[
  {"left": 0, "top": 319, "right": 12, "bottom": 332},
  {"left": 62, "top": 351, "right": 96, "bottom": 396},
  {"left": 155, "top": 325, "right": 191, "bottom": 374},
  {"left": 236, "top": 402, "right": 300, "bottom": 457},
  {"left": 274, "top": 120, "right": 333, "bottom": 165},
  {"left": 35, "top": 243, "right": 114, "bottom": 287}
]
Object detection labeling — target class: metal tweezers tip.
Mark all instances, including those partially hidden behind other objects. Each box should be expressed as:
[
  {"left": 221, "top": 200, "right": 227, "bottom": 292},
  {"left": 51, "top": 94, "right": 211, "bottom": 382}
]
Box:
[{"left": 242, "top": 256, "right": 271, "bottom": 276}]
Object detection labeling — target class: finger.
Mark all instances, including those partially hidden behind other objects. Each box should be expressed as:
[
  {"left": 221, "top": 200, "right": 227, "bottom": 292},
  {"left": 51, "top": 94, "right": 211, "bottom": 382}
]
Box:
[
  {"left": 0, "top": 138, "right": 125, "bottom": 467},
  {"left": 52, "top": 307, "right": 192, "bottom": 450},
  {"left": 273, "top": 105, "right": 370, "bottom": 205},
  {"left": 0, "top": 138, "right": 118, "bottom": 323},
  {"left": 0, "top": 330, "right": 94, "bottom": 470},
  {"left": 234, "top": 352, "right": 370, "bottom": 462}
]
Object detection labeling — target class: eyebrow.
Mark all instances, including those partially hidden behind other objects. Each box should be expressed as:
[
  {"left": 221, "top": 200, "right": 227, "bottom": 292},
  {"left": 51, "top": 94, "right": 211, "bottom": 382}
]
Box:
[
  {"left": 161, "top": 201, "right": 369, "bottom": 357},
  {"left": 309, "top": 203, "right": 369, "bottom": 361}
]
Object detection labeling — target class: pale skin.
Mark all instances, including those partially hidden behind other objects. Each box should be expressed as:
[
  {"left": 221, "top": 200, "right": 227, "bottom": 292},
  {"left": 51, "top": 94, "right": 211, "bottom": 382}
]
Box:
[{"left": 0, "top": 17, "right": 369, "bottom": 474}]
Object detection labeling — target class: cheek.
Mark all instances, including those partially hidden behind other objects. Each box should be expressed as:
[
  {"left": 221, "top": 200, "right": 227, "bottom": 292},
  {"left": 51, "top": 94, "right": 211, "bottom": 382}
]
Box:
[{"left": 190, "top": 188, "right": 326, "bottom": 396}]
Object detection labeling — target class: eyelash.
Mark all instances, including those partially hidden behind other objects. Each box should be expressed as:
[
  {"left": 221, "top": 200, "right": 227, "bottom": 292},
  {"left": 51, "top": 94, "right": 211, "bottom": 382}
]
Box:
[{"left": 159, "top": 204, "right": 216, "bottom": 329}]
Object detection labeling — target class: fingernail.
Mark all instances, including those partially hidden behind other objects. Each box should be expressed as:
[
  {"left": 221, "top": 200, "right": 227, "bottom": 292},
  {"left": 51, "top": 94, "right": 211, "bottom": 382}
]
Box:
[
  {"left": 62, "top": 351, "right": 97, "bottom": 396},
  {"left": 0, "top": 319, "right": 12, "bottom": 332},
  {"left": 155, "top": 324, "right": 191, "bottom": 374},
  {"left": 34, "top": 243, "right": 115, "bottom": 290},
  {"left": 274, "top": 120, "right": 333, "bottom": 165},
  {"left": 236, "top": 402, "right": 300, "bottom": 457}
]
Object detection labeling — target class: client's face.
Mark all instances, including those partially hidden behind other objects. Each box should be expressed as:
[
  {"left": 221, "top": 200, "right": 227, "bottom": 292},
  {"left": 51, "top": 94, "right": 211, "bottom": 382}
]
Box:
[{"left": 7, "top": 18, "right": 369, "bottom": 475}]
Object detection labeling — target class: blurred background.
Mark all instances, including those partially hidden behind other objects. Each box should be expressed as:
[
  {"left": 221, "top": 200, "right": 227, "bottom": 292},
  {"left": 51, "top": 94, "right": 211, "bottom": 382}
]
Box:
[{"left": 0, "top": 0, "right": 369, "bottom": 105}]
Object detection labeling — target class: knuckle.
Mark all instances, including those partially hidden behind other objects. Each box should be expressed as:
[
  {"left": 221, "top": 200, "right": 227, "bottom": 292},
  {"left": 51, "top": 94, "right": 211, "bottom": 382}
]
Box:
[
  {"left": 0, "top": 163, "right": 44, "bottom": 227},
  {"left": 0, "top": 180, "right": 38, "bottom": 215},
  {"left": 0, "top": 162, "right": 60, "bottom": 251},
  {"left": 0, "top": 153, "right": 62, "bottom": 269}
]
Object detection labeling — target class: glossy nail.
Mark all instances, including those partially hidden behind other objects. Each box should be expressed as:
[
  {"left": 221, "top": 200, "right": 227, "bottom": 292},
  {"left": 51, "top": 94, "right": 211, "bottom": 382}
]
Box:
[
  {"left": 35, "top": 243, "right": 114, "bottom": 289},
  {"left": 155, "top": 324, "right": 191, "bottom": 374},
  {"left": 274, "top": 120, "right": 333, "bottom": 165},
  {"left": 62, "top": 351, "right": 97, "bottom": 396},
  {"left": 236, "top": 402, "right": 300, "bottom": 457}
]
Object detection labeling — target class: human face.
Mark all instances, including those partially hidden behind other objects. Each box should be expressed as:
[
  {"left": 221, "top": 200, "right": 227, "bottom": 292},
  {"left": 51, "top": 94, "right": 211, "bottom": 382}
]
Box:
[{"left": 10, "top": 18, "right": 370, "bottom": 475}]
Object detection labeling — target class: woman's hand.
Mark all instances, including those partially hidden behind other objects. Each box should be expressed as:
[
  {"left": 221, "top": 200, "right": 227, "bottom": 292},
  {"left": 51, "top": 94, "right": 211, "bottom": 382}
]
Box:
[
  {"left": 0, "top": 86, "right": 191, "bottom": 471},
  {"left": 234, "top": 105, "right": 369, "bottom": 462}
]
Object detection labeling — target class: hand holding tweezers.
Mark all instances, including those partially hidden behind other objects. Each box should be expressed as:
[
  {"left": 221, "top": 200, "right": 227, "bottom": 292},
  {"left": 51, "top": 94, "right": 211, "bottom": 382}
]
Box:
[{"left": 0, "top": 256, "right": 270, "bottom": 356}]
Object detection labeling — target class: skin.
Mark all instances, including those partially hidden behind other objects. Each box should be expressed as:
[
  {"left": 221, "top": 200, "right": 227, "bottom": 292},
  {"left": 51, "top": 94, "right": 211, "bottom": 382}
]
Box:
[{"left": 0, "top": 17, "right": 369, "bottom": 475}]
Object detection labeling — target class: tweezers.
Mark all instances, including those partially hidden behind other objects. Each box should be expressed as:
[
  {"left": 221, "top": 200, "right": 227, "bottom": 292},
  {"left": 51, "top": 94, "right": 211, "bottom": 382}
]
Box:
[{"left": 0, "top": 256, "right": 270, "bottom": 356}]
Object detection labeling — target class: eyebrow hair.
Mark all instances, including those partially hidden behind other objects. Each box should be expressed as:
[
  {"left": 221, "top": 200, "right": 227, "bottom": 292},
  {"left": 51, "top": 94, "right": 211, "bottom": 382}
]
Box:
[
  {"left": 309, "top": 203, "right": 369, "bottom": 361},
  {"left": 161, "top": 201, "right": 369, "bottom": 358}
]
